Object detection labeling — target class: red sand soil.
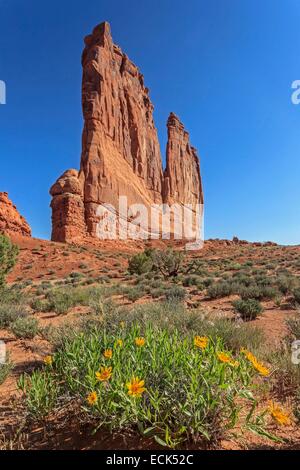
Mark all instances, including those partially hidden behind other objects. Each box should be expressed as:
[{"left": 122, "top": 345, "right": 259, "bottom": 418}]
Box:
[{"left": 1, "top": 234, "right": 300, "bottom": 449}]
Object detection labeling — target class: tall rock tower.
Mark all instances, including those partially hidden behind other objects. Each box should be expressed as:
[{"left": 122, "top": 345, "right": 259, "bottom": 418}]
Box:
[{"left": 50, "top": 22, "right": 203, "bottom": 243}]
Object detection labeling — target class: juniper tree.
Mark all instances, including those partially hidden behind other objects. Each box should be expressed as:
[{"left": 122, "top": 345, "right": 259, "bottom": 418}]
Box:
[{"left": 0, "top": 234, "right": 18, "bottom": 288}]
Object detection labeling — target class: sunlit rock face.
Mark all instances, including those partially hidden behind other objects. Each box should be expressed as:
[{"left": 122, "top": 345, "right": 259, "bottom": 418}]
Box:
[
  {"left": 0, "top": 192, "right": 31, "bottom": 237},
  {"left": 50, "top": 22, "right": 203, "bottom": 243}
]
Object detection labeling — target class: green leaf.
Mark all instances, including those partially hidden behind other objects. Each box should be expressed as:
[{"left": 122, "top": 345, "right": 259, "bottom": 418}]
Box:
[{"left": 154, "top": 435, "right": 168, "bottom": 447}]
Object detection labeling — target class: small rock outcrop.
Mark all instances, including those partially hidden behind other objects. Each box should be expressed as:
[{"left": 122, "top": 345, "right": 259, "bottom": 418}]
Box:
[
  {"left": 50, "top": 170, "right": 86, "bottom": 242},
  {"left": 0, "top": 192, "right": 31, "bottom": 237},
  {"left": 50, "top": 22, "right": 204, "bottom": 243}
]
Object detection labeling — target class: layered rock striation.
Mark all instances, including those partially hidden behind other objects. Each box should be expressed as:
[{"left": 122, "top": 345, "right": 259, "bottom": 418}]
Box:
[
  {"left": 0, "top": 192, "right": 31, "bottom": 237},
  {"left": 50, "top": 22, "right": 203, "bottom": 243}
]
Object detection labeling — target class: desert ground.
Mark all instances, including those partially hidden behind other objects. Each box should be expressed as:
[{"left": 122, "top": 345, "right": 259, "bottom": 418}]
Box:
[{"left": 1, "top": 235, "right": 300, "bottom": 450}]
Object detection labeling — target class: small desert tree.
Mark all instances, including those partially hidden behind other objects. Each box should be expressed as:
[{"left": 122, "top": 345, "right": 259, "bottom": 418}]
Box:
[
  {"left": 151, "top": 248, "right": 184, "bottom": 279},
  {"left": 0, "top": 234, "right": 19, "bottom": 288}
]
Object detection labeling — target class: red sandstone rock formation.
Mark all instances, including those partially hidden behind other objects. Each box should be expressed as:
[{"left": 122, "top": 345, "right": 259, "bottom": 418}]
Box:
[
  {"left": 50, "top": 22, "right": 203, "bottom": 243},
  {"left": 163, "top": 113, "right": 203, "bottom": 238},
  {"left": 163, "top": 113, "right": 203, "bottom": 207},
  {"left": 0, "top": 192, "right": 31, "bottom": 237},
  {"left": 50, "top": 170, "right": 86, "bottom": 243}
]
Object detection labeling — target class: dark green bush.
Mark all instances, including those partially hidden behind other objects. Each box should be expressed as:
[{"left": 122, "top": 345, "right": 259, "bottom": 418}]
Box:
[
  {"left": 10, "top": 316, "right": 39, "bottom": 339},
  {"left": 182, "top": 275, "right": 199, "bottom": 287},
  {"left": 207, "top": 281, "right": 233, "bottom": 299},
  {"left": 0, "top": 358, "right": 13, "bottom": 385},
  {"left": 30, "top": 298, "right": 51, "bottom": 313},
  {"left": 292, "top": 288, "right": 300, "bottom": 305},
  {"left": 277, "top": 276, "right": 297, "bottom": 295},
  {"left": 165, "top": 285, "right": 186, "bottom": 302},
  {"left": 240, "top": 285, "right": 278, "bottom": 301},
  {"left": 46, "top": 287, "right": 90, "bottom": 314},
  {"left": 128, "top": 250, "right": 153, "bottom": 275},
  {"left": 0, "top": 304, "right": 28, "bottom": 328},
  {"left": 125, "top": 286, "right": 145, "bottom": 302},
  {"left": 0, "top": 234, "right": 18, "bottom": 288},
  {"left": 232, "top": 299, "right": 263, "bottom": 321}
]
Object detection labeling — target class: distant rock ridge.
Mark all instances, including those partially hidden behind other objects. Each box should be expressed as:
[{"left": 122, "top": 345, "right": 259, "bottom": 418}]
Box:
[
  {"left": 0, "top": 192, "right": 31, "bottom": 237},
  {"left": 50, "top": 22, "right": 203, "bottom": 243}
]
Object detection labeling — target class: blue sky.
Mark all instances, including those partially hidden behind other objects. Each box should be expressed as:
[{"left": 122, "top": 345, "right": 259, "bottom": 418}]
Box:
[{"left": 0, "top": 0, "right": 300, "bottom": 244}]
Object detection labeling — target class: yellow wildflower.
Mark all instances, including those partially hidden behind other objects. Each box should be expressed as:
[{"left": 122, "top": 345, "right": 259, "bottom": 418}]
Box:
[
  {"left": 217, "top": 352, "right": 239, "bottom": 367},
  {"left": 95, "top": 366, "right": 112, "bottom": 382},
  {"left": 126, "top": 376, "right": 146, "bottom": 397},
  {"left": 44, "top": 355, "right": 53, "bottom": 366},
  {"left": 86, "top": 391, "right": 97, "bottom": 406},
  {"left": 252, "top": 360, "right": 270, "bottom": 377},
  {"left": 269, "top": 401, "right": 291, "bottom": 426},
  {"left": 241, "top": 348, "right": 257, "bottom": 363},
  {"left": 241, "top": 348, "right": 270, "bottom": 376},
  {"left": 116, "top": 339, "right": 123, "bottom": 347},
  {"left": 135, "top": 337, "right": 146, "bottom": 347},
  {"left": 194, "top": 336, "right": 209, "bottom": 350},
  {"left": 103, "top": 348, "right": 113, "bottom": 359}
]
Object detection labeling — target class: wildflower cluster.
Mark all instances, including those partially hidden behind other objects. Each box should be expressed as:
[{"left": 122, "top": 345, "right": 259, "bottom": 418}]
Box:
[
  {"left": 241, "top": 348, "right": 270, "bottom": 377},
  {"left": 268, "top": 401, "right": 291, "bottom": 426},
  {"left": 20, "top": 325, "right": 284, "bottom": 447}
]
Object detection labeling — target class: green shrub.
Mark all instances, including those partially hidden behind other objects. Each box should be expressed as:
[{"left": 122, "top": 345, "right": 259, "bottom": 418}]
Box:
[
  {"left": 69, "top": 271, "right": 84, "bottom": 279},
  {"left": 185, "top": 259, "right": 208, "bottom": 276},
  {"left": 240, "top": 285, "right": 278, "bottom": 301},
  {"left": 239, "top": 285, "right": 261, "bottom": 300},
  {"left": 202, "top": 277, "right": 213, "bottom": 287},
  {"left": 207, "top": 281, "right": 233, "bottom": 299},
  {"left": 182, "top": 275, "right": 199, "bottom": 287},
  {"left": 10, "top": 316, "right": 39, "bottom": 339},
  {"left": 18, "top": 371, "right": 59, "bottom": 418},
  {"left": 232, "top": 299, "right": 263, "bottom": 321},
  {"left": 104, "top": 302, "right": 266, "bottom": 354},
  {"left": 0, "top": 234, "right": 18, "bottom": 288},
  {"left": 277, "top": 276, "right": 297, "bottom": 295},
  {"left": 125, "top": 286, "right": 145, "bottom": 302},
  {"left": 79, "top": 264, "right": 88, "bottom": 270},
  {"left": 285, "top": 316, "right": 300, "bottom": 340},
  {"left": 46, "top": 287, "right": 90, "bottom": 314},
  {"left": 149, "top": 279, "right": 163, "bottom": 289},
  {"left": 268, "top": 346, "right": 300, "bottom": 395},
  {"left": 128, "top": 250, "right": 153, "bottom": 275},
  {"left": 88, "top": 288, "right": 115, "bottom": 316},
  {"left": 150, "top": 287, "right": 166, "bottom": 299},
  {"left": 0, "top": 304, "right": 28, "bottom": 328},
  {"left": 20, "top": 324, "right": 268, "bottom": 446},
  {"left": 0, "top": 357, "right": 13, "bottom": 385},
  {"left": 165, "top": 285, "right": 186, "bottom": 302},
  {"left": 228, "top": 263, "right": 242, "bottom": 271},
  {"left": 253, "top": 275, "right": 272, "bottom": 287},
  {"left": 292, "top": 288, "right": 300, "bottom": 305},
  {"left": 0, "top": 285, "right": 27, "bottom": 305},
  {"left": 30, "top": 298, "right": 51, "bottom": 313}
]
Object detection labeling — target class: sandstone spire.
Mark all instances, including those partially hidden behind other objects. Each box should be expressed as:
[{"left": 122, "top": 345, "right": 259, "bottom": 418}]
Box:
[
  {"left": 50, "top": 22, "right": 203, "bottom": 243},
  {"left": 163, "top": 112, "right": 203, "bottom": 206}
]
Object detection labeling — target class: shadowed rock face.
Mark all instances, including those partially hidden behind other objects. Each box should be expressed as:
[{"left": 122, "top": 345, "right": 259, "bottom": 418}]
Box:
[
  {"left": 50, "top": 22, "right": 203, "bottom": 243},
  {"left": 0, "top": 192, "right": 31, "bottom": 237}
]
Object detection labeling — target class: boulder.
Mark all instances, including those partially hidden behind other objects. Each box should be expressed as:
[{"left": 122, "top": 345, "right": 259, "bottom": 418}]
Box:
[{"left": 0, "top": 192, "right": 31, "bottom": 237}]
